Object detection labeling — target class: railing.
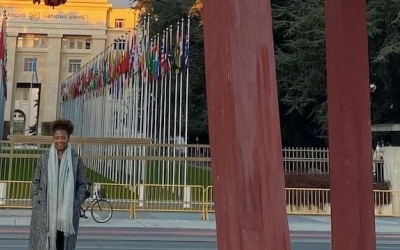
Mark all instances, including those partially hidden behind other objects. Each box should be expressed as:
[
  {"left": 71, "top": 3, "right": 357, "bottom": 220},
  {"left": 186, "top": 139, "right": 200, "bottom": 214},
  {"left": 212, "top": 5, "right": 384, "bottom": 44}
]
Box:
[
  {"left": 204, "top": 187, "right": 400, "bottom": 219},
  {"left": 0, "top": 181, "right": 32, "bottom": 208},
  {"left": 1, "top": 139, "right": 386, "bottom": 187},
  {"left": 282, "top": 147, "right": 384, "bottom": 183},
  {"left": 0, "top": 137, "right": 389, "bottom": 219},
  {"left": 87, "top": 183, "right": 134, "bottom": 211},
  {"left": 1, "top": 181, "right": 399, "bottom": 219},
  {"left": 130, "top": 184, "right": 205, "bottom": 219},
  {"left": 0, "top": 137, "right": 213, "bottom": 187}
]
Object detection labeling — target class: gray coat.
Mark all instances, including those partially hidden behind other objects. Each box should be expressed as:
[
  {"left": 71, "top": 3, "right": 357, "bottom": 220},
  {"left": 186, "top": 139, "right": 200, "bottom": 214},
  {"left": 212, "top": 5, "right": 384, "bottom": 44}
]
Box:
[{"left": 29, "top": 149, "right": 88, "bottom": 250}]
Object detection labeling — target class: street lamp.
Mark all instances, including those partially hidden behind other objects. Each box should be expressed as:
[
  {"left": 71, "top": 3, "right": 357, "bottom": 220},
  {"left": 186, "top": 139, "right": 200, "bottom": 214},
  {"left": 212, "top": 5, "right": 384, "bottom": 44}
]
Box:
[{"left": 370, "top": 83, "right": 377, "bottom": 93}]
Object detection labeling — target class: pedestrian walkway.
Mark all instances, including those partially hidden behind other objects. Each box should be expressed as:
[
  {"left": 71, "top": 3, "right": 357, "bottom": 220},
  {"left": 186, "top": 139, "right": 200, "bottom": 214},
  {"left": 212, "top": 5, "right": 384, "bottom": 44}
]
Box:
[{"left": 1, "top": 209, "right": 400, "bottom": 234}]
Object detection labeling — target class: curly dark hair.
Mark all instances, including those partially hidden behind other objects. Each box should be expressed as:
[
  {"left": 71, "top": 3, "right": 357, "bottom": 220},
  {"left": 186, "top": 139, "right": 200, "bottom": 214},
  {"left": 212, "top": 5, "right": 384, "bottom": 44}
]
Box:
[{"left": 50, "top": 119, "right": 74, "bottom": 136}]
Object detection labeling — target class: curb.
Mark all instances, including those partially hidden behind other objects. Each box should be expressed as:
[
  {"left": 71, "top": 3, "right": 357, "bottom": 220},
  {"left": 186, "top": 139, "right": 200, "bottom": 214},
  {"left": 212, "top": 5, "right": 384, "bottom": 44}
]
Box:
[
  {"left": 0, "top": 234, "right": 217, "bottom": 242},
  {"left": 292, "top": 238, "right": 400, "bottom": 245}
]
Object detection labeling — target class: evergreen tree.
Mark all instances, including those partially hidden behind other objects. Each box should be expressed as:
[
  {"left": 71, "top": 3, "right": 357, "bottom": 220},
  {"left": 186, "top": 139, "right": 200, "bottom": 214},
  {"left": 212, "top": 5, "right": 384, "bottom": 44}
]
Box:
[{"left": 133, "top": 0, "right": 400, "bottom": 146}]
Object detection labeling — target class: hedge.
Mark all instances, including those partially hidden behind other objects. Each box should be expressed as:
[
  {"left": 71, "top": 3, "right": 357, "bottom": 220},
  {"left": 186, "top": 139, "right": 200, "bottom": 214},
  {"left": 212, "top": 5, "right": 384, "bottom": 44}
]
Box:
[{"left": 285, "top": 173, "right": 391, "bottom": 206}]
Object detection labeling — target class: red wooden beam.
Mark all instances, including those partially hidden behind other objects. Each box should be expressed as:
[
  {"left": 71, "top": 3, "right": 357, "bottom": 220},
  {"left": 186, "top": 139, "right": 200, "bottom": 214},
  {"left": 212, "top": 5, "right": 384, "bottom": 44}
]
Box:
[
  {"left": 325, "top": 0, "right": 376, "bottom": 249},
  {"left": 202, "top": 1, "right": 291, "bottom": 250}
]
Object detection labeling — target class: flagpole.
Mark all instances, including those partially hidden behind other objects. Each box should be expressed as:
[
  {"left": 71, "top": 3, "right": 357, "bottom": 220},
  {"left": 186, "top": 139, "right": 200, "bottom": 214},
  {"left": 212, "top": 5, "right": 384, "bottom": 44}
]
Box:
[
  {"left": 153, "top": 34, "right": 162, "bottom": 184},
  {"left": 126, "top": 31, "right": 135, "bottom": 185},
  {"left": 172, "top": 22, "right": 180, "bottom": 187},
  {"left": 141, "top": 15, "right": 151, "bottom": 184},
  {"left": 178, "top": 18, "right": 185, "bottom": 188},
  {"left": 167, "top": 25, "right": 173, "bottom": 186},
  {"left": 132, "top": 27, "right": 140, "bottom": 186},
  {"left": 149, "top": 38, "right": 155, "bottom": 142},
  {"left": 160, "top": 31, "right": 167, "bottom": 185},
  {"left": 27, "top": 56, "right": 36, "bottom": 135},
  {"left": 183, "top": 16, "right": 191, "bottom": 188}
]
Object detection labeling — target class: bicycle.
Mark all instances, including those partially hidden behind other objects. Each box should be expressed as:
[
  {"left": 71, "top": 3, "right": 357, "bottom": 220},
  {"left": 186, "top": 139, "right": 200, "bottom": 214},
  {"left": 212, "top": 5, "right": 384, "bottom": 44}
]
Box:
[{"left": 80, "top": 181, "right": 114, "bottom": 223}]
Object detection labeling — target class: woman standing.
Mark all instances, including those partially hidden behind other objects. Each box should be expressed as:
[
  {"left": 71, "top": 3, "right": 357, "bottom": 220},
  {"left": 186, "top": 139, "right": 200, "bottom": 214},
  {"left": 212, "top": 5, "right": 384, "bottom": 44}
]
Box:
[{"left": 29, "top": 119, "right": 88, "bottom": 250}]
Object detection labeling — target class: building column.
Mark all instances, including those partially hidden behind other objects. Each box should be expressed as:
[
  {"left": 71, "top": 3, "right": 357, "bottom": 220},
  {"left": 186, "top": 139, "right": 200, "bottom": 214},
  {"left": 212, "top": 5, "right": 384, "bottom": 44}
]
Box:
[
  {"left": 202, "top": 1, "right": 291, "bottom": 250},
  {"left": 38, "top": 34, "right": 62, "bottom": 135},
  {"left": 91, "top": 35, "right": 107, "bottom": 56},
  {"left": 382, "top": 147, "right": 400, "bottom": 215},
  {"left": 5, "top": 33, "right": 17, "bottom": 136},
  {"left": 325, "top": 0, "right": 376, "bottom": 249}
]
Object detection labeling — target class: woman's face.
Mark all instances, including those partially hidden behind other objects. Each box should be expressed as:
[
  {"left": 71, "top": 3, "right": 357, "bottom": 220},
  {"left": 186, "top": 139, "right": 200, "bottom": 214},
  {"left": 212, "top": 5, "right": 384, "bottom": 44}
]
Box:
[{"left": 53, "top": 129, "right": 69, "bottom": 151}]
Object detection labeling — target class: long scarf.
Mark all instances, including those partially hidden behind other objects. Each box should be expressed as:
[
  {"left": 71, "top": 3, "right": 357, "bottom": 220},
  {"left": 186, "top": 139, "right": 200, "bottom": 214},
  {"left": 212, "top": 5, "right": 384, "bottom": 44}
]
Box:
[{"left": 47, "top": 143, "right": 75, "bottom": 250}]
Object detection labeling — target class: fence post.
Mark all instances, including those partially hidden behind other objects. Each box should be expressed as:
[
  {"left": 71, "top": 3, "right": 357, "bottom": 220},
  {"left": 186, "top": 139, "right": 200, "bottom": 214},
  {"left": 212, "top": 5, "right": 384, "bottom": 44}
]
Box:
[
  {"left": 6, "top": 143, "right": 15, "bottom": 206},
  {"left": 8, "top": 143, "right": 14, "bottom": 181},
  {"left": 183, "top": 186, "right": 191, "bottom": 209},
  {"left": 141, "top": 145, "right": 147, "bottom": 185},
  {"left": 129, "top": 185, "right": 136, "bottom": 219},
  {"left": 383, "top": 147, "right": 400, "bottom": 215},
  {"left": 138, "top": 183, "right": 144, "bottom": 207},
  {"left": 202, "top": 186, "right": 208, "bottom": 221},
  {"left": 0, "top": 181, "right": 6, "bottom": 206}
]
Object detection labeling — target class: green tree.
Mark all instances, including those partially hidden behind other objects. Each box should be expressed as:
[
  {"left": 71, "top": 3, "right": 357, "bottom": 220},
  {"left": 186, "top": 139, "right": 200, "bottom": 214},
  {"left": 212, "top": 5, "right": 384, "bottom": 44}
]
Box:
[
  {"left": 273, "top": 0, "right": 400, "bottom": 145},
  {"left": 273, "top": 0, "right": 327, "bottom": 146},
  {"left": 133, "top": 0, "right": 400, "bottom": 146}
]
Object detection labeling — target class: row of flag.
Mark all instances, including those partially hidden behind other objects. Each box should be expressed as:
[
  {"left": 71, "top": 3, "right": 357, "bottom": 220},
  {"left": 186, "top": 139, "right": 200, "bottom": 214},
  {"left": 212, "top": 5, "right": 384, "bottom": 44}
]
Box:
[
  {"left": 61, "top": 16, "right": 191, "bottom": 101},
  {"left": 0, "top": 17, "right": 7, "bottom": 100}
]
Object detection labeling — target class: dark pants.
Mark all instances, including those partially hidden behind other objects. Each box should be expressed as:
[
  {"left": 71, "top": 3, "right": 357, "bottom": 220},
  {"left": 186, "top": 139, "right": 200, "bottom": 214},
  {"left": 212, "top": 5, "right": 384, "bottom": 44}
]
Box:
[{"left": 56, "top": 231, "right": 65, "bottom": 250}]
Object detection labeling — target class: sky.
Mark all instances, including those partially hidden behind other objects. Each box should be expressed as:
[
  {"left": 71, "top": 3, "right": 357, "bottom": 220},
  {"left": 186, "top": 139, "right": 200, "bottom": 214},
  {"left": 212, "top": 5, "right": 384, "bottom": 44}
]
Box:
[{"left": 110, "top": 0, "right": 130, "bottom": 7}]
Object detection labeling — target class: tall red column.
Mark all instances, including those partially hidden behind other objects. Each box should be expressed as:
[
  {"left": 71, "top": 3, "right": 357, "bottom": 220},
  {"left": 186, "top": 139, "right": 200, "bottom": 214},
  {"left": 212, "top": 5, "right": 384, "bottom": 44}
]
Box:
[
  {"left": 325, "top": 0, "right": 376, "bottom": 249},
  {"left": 202, "top": 1, "right": 291, "bottom": 250}
]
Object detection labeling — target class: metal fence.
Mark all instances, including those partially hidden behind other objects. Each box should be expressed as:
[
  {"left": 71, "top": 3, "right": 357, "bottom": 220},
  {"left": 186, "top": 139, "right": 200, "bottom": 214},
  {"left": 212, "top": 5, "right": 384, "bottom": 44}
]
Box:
[
  {"left": 0, "top": 181, "right": 398, "bottom": 219},
  {"left": 282, "top": 147, "right": 384, "bottom": 182},
  {"left": 1, "top": 137, "right": 385, "bottom": 186},
  {"left": 0, "top": 136, "right": 212, "bottom": 188},
  {"left": 0, "top": 136, "right": 389, "bottom": 219}
]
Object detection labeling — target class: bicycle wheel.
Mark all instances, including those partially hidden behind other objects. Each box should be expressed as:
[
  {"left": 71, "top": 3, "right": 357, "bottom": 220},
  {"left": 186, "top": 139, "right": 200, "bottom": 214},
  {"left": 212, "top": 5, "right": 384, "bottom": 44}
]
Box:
[{"left": 90, "top": 199, "right": 113, "bottom": 223}]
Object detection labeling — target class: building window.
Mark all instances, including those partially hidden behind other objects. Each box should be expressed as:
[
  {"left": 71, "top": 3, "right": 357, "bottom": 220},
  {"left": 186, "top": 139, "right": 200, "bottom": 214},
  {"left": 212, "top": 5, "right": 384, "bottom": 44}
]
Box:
[
  {"left": 113, "top": 39, "right": 125, "bottom": 50},
  {"left": 24, "top": 58, "right": 34, "bottom": 72},
  {"left": 68, "top": 38, "right": 76, "bottom": 49},
  {"left": 115, "top": 19, "right": 125, "bottom": 28},
  {"left": 62, "top": 36, "right": 92, "bottom": 50},
  {"left": 68, "top": 59, "right": 82, "bottom": 73},
  {"left": 13, "top": 111, "right": 26, "bottom": 135},
  {"left": 85, "top": 39, "right": 91, "bottom": 49},
  {"left": 17, "top": 34, "right": 48, "bottom": 48},
  {"left": 77, "top": 39, "right": 84, "bottom": 49},
  {"left": 15, "top": 88, "right": 30, "bottom": 101}
]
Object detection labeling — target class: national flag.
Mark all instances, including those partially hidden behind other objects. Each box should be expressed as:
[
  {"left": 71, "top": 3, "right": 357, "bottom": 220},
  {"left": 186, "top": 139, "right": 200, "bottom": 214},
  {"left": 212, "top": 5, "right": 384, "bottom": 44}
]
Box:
[
  {"left": 160, "top": 43, "right": 166, "bottom": 75},
  {"left": 179, "top": 28, "right": 184, "bottom": 70},
  {"left": 160, "top": 32, "right": 170, "bottom": 74},
  {"left": 131, "top": 32, "right": 139, "bottom": 74},
  {"left": 108, "top": 49, "right": 114, "bottom": 83},
  {"left": 184, "top": 33, "right": 189, "bottom": 70},
  {"left": 0, "top": 19, "right": 5, "bottom": 62},
  {"left": 0, "top": 19, "right": 7, "bottom": 100},
  {"left": 123, "top": 36, "right": 130, "bottom": 78},
  {"left": 117, "top": 45, "right": 124, "bottom": 76},
  {"left": 32, "top": 56, "right": 39, "bottom": 84},
  {"left": 152, "top": 43, "right": 159, "bottom": 80},
  {"left": 173, "top": 24, "right": 181, "bottom": 74},
  {"left": 103, "top": 51, "right": 108, "bottom": 85}
]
